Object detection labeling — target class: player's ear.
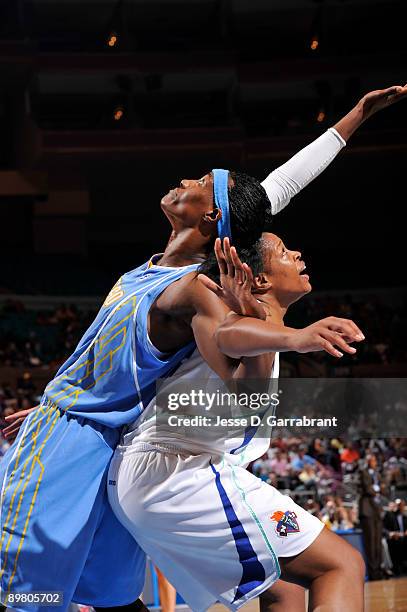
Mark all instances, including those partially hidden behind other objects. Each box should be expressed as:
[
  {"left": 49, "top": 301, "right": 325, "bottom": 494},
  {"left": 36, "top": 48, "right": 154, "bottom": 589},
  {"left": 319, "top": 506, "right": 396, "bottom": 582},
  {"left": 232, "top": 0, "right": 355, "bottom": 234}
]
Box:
[
  {"left": 200, "top": 208, "right": 221, "bottom": 236},
  {"left": 203, "top": 208, "right": 221, "bottom": 223},
  {"left": 252, "top": 273, "right": 272, "bottom": 294}
]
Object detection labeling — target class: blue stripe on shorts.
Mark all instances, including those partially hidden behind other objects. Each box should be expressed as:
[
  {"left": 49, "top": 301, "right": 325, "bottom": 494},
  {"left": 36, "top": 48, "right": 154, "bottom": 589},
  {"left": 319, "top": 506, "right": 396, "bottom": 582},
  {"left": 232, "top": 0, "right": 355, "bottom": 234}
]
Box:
[{"left": 210, "top": 462, "right": 265, "bottom": 602}]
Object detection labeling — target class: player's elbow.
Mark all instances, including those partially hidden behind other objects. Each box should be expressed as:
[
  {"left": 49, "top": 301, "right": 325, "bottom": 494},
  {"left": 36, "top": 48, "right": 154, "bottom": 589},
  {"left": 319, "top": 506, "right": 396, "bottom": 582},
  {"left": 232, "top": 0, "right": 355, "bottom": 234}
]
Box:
[{"left": 215, "top": 324, "right": 241, "bottom": 359}]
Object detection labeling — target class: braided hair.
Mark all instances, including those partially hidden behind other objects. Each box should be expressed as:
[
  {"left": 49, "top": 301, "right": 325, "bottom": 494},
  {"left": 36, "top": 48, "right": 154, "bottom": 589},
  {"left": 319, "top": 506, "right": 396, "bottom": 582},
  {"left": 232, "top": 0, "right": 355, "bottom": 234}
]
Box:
[{"left": 198, "top": 171, "right": 270, "bottom": 282}]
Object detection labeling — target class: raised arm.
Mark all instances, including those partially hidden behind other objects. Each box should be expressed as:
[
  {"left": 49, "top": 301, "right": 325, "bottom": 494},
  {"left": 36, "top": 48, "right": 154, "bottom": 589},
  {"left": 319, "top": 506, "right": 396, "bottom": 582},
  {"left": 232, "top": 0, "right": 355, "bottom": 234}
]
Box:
[
  {"left": 261, "top": 83, "right": 407, "bottom": 215},
  {"left": 261, "top": 128, "right": 345, "bottom": 215}
]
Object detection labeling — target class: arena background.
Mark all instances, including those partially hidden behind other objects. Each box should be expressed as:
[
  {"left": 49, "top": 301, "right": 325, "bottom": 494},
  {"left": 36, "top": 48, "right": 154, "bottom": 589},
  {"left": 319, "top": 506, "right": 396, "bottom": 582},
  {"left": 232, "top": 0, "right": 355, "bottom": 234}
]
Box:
[{"left": 1, "top": 0, "right": 407, "bottom": 610}]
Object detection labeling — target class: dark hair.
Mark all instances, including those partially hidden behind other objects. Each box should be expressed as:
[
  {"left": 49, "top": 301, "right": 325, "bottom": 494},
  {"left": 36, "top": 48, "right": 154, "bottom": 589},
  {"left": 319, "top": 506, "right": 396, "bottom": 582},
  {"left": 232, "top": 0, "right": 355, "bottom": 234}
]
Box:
[
  {"left": 228, "top": 171, "right": 270, "bottom": 246},
  {"left": 198, "top": 171, "right": 270, "bottom": 281},
  {"left": 198, "top": 241, "right": 263, "bottom": 284}
]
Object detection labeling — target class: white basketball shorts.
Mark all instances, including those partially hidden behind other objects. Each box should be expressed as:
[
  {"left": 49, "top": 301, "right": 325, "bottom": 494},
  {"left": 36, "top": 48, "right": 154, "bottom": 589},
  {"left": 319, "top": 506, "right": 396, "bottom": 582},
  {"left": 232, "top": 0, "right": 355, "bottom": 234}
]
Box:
[{"left": 107, "top": 443, "right": 324, "bottom": 611}]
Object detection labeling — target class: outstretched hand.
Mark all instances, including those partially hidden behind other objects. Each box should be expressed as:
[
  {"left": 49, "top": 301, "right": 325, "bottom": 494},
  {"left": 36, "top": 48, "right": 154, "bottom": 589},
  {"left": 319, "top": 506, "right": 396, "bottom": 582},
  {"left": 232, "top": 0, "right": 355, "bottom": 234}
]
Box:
[
  {"left": 291, "top": 317, "right": 365, "bottom": 358},
  {"left": 198, "top": 237, "right": 266, "bottom": 320},
  {"left": 358, "top": 84, "right": 407, "bottom": 119}
]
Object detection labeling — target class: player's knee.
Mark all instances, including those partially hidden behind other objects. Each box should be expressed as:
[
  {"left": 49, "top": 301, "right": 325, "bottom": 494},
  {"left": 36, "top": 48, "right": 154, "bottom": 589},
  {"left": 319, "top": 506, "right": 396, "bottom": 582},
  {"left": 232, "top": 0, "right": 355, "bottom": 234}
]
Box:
[
  {"left": 314, "top": 531, "right": 365, "bottom": 582},
  {"left": 259, "top": 587, "right": 281, "bottom": 606},
  {"left": 352, "top": 548, "right": 366, "bottom": 581},
  {"left": 260, "top": 580, "right": 304, "bottom": 608},
  {"left": 338, "top": 545, "right": 365, "bottom": 581}
]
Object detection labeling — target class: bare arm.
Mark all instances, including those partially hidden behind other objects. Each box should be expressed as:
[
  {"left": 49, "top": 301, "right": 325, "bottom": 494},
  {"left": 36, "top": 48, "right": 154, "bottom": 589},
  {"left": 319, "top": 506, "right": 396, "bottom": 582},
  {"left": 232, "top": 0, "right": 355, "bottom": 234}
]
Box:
[{"left": 215, "top": 313, "right": 363, "bottom": 360}]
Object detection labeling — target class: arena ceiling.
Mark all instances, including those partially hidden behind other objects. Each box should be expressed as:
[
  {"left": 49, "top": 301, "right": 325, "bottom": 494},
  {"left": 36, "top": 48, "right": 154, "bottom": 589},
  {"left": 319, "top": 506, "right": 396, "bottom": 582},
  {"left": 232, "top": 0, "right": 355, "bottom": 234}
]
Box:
[{"left": 0, "top": 0, "right": 405, "bottom": 173}]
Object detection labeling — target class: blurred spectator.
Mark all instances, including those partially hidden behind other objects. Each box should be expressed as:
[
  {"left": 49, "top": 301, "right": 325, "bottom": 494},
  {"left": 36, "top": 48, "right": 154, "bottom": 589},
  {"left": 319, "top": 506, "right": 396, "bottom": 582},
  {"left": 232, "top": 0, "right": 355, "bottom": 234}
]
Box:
[
  {"left": 290, "top": 445, "right": 317, "bottom": 472},
  {"left": 298, "top": 463, "right": 318, "bottom": 491},
  {"left": 341, "top": 442, "right": 361, "bottom": 465},
  {"left": 269, "top": 450, "right": 291, "bottom": 488},
  {"left": 358, "top": 454, "right": 384, "bottom": 580},
  {"left": 17, "top": 372, "right": 36, "bottom": 394},
  {"left": 305, "top": 498, "right": 321, "bottom": 518},
  {"left": 383, "top": 499, "right": 407, "bottom": 575}
]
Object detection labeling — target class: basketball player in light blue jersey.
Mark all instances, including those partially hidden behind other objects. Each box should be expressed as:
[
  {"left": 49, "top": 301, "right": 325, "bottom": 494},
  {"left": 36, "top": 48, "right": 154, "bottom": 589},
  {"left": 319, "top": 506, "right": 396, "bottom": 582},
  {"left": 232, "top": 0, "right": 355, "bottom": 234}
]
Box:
[
  {"left": 1, "top": 84, "right": 406, "bottom": 612},
  {"left": 0, "top": 165, "right": 276, "bottom": 612}
]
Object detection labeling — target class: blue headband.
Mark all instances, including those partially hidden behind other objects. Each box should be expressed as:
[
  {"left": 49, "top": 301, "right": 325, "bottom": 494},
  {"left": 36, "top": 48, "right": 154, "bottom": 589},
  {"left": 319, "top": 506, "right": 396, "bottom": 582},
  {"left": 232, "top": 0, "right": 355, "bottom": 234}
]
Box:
[{"left": 212, "top": 168, "right": 232, "bottom": 241}]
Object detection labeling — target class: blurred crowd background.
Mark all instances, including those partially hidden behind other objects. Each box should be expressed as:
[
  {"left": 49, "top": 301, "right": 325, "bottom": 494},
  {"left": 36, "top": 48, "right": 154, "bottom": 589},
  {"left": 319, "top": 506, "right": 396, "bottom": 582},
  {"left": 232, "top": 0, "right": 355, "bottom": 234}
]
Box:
[{"left": 249, "top": 437, "right": 407, "bottom": 581}]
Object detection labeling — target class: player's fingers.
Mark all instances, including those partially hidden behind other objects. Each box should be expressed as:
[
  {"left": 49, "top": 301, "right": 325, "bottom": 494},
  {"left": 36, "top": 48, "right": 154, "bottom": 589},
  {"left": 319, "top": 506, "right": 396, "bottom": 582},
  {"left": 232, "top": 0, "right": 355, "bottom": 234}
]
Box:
[
  {"left": 327, "top": 318, "right": 364, "bottom": 340},
  {"left": 214, "top": 238, "right": 228, "bottom": 275},
  {"left": 4, "top": 428, "right": 19, "bottom": 441},
  {"left": 223, "top": 238, "right": 234, "bottom": 277},
  {"left": 386, "top": 86, "right": 405, "bottom": 102},
  {"left": 345, "top": 320, "right": 364, "bottom": 339},
  {"left": 230, "top": 247, "right": 244, "bottom": 284},
  {"left": 2, "top": 419, "right": 24, "bottom": 437},
  {"left": 242, "top": 263, "right": 254, "bottom": 290},
  {"left": 340, "top": 321, "right": 364, "bottom": 340},
  {"left": 234, "top": 267, "right": 243, "bottom": 284},
  {"left": 384, "top": 85, "right": 403, "bottom": 94},
  {"left": 229, "top": 246, "right": 244, "bottom": 271},
  {"left": 3, "top": 426, "right": 19, "bottom": 438},
  {"left": 324, "top": 331, "right": 357, "bottom": 354},
  {"left": 320, "top": 339, "right": 343, "bottom": 359},
  {"left": 4, "top": 410, "right": 29, "bottom": 422},
  {"left": 4, "top": 414, "right": 18, "bottom": 422},
  {"left": 372, "top": 85, "right": 403, "bottom": 98},
  {"left": 340, "top": 334, "right": 360, "bottom": 344},
  {"left": 197, "top": 274, "right": 223, "bottom": 296}
]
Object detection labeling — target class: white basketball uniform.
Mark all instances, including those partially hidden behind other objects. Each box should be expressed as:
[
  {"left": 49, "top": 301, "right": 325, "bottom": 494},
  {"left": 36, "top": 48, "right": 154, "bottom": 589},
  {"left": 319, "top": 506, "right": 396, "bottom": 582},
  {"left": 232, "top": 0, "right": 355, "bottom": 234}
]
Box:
[{"left": 108, "top": 348, "right": 324, "bottom": 611}]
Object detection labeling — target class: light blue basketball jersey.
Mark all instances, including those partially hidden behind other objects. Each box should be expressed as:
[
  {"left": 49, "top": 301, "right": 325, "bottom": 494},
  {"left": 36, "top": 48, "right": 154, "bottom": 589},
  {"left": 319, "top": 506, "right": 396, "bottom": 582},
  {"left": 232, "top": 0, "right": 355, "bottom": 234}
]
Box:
[
  {"left": 0, "top": 256, "right": 199, "bottom": 611},
  {"left": 44, "top": 256, "right": 199, "bottom": 426}
]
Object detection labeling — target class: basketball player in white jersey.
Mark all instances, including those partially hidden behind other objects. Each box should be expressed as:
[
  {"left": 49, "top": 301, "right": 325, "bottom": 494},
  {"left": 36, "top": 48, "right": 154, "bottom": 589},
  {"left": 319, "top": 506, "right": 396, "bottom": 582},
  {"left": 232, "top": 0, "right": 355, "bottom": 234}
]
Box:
[{"left": 108, "top": 233, "right": 366, "bottom": 612}]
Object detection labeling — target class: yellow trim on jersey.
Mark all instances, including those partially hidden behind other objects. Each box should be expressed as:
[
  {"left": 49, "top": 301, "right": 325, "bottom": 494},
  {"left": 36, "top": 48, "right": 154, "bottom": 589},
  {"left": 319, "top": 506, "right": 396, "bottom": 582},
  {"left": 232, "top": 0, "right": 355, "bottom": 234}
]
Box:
[
  {"left": 45, "top": 296, "right": 137, "bottom": 410},
  {"left": 0, "top": 404, "right": 59, "bottom": 592},
  {"left": 5, "top": 409, "right": 61, "bottom": 598}
]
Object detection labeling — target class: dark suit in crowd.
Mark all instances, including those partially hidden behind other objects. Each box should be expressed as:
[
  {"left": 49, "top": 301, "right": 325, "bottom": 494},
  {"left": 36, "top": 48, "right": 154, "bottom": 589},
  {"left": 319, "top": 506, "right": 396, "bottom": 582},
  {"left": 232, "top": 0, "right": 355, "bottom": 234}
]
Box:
[
  {"left": 383, "top": 502, "right": 407, "bottom": 575},
  {"left": 359, "top": 466, "right": 383, "bottom": 580}
]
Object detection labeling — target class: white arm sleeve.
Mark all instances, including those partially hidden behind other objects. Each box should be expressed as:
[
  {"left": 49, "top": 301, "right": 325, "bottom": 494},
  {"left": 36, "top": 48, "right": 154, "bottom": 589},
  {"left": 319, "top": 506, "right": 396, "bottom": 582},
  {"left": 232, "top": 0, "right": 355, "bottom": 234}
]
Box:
[{"left": 261, "top": 128, "right": 347, "bottom": 215}]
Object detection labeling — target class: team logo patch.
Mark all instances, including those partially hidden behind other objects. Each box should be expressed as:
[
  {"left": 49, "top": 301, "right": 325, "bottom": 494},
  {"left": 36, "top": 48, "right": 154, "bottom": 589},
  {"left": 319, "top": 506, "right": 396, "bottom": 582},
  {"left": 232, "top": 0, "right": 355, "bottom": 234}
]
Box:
[{"left": 270, "top": 510, "right": 300, "bottom": 537}]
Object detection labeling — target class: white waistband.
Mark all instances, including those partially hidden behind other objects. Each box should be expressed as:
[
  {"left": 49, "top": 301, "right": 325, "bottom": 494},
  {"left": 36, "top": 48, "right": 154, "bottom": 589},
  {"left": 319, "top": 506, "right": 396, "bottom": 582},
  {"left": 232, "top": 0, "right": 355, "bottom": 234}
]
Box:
[{"left": 115, "top": 440, "right": 197, "bottom": 456}]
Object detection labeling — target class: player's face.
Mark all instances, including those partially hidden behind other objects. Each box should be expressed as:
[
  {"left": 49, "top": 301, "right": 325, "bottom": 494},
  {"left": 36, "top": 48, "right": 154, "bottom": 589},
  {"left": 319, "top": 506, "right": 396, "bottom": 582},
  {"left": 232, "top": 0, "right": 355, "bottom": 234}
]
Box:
[
  {"left": 161, "top": 172, "right": 234, "bottom": 234},
  {"left": 161, "top": 173, "right": 214, "bottom": 228},
  {"left": 260, "top": 232, "right": 311, "bottom": 304}
]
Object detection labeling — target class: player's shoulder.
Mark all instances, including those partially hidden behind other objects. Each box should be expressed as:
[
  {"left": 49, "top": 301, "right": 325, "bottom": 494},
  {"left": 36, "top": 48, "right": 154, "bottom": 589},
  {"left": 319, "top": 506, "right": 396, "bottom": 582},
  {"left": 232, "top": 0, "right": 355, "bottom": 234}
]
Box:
[
  {"left": 156, "top": 270, "right": 220, "bottom": 314},
  {"left": 153, "top": 270, "right": 198, "bottom": 311}
]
